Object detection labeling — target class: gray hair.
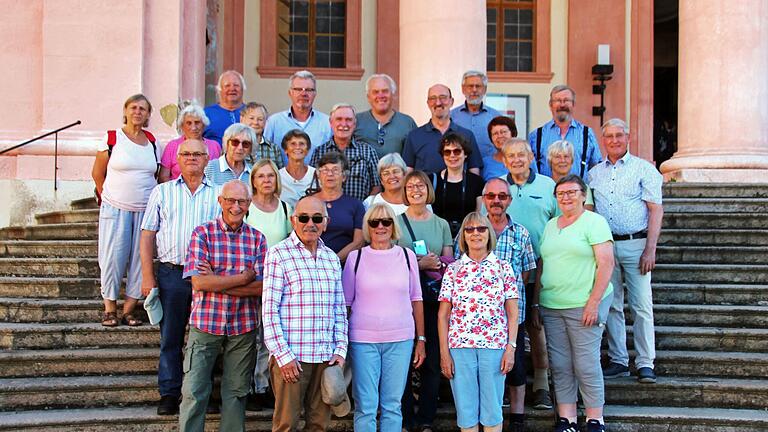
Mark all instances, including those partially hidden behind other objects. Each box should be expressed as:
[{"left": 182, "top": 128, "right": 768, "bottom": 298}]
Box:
[
  {"left": 547, "top": 140, "right": 574, "bottom": 161},
  {"left": 602, "top": 118, "right": 630, "bottom": 135},
  {"left": 365, "top": 73, "right": 397, "bottom": 94},
  {"left": 482, "top": 177, "right": 510, "bottom": 195},
  {"left": 549, "top": 84, "right": 576, "bottom": 103},
  {"left": 220, "top": 179, "right": 252, "bottom": 201},
  {"left": 289, "top": 70, "right": 317, "bottom": 88},
  {"left": 462, "top": 70, "right": 488, "bottom": 87},
  {"left": 330, "top": 103, "right": 356, "bottom": 118},
  {"left": 216, "top": 70, "right": 246, "bottom": 94},
  {"left": 377, "top": 152, "right": 407, "bottom": 175},
  {"left": 176, "top": 103, "right": 210, "bottom": 134},
  {"left": 222, "top": 123, "right": 257, "bottom": 152},
  {"left": 501, "top": 138, "right": 533, "bottom": 156}
]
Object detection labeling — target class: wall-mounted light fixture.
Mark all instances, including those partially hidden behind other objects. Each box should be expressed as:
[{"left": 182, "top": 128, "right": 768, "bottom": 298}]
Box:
[{"left": 592, "top": 44, "right": 614, "bottom": 126}]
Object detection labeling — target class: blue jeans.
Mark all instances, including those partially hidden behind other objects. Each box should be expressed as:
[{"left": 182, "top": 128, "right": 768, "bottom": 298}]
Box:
[
  {"left": 157, "top": 263, "right": 192, "bottom": 398},
  {"left": 449, "top": 348, "right": 505, "bottom": 429},
  {"left": 350, "top": 340, "right": 414, "bottom": 432}
]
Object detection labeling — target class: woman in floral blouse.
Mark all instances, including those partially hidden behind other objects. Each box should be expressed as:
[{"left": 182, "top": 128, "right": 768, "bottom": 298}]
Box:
[{"left": 437, "top": 212, "right": 519, "bottom": 432}]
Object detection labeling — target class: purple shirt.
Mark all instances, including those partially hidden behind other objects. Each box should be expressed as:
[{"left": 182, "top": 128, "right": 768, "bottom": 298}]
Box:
[{"left": 342, "top": 246, "right": 422, "bottom": 343}]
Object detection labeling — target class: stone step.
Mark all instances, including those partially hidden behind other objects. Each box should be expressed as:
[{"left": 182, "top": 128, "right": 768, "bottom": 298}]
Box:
[
  {"left": 652, "top": 263, "right": 768, "bottom": 284},
  {"left": 0, "top": 375, "right": 157, "bottom": 411},
  {"left": 663, "top": 197, "right": 768, "bottom": 213},
  {"left": 0, "top": 298, "right": 147, "bottom": 324},
  {"left": 639, "top": 304, "right": 768, "bottom": 328},
  {"left": 0, "top": 277, "right": 101, "bottom": 299},
  {"left": 0, "top": 258, "right": 99, "bottom": 278},
  {"left": 659, "top": 229, "right": 768, "bottom": 246},
  {"left": 1, "top": 404, "right": 767, "bottom": 432},
  {"left": 0, "top": 323, "right": 159, "bottom": 349},
  {"left": 70, "top": 197, "right": 99, "bottom": 211},
  {"left": 0, "top": 223, "right": 97, "bottom": 241},
  {"left": 662, "top": 183, "right": 768, "bottom": 199},
  {"left": 656, "top": 245, "right": 767, "bottom": 264},
  {"left": 0, "top": 240, "right": 98, "bottom": 258},
  {"left": 0, "top": 348, "right": 158, "bottom": 378},
  {"left": 653, "top": 350, "right": 768, "bottom": 379},
  {"left": 34, "top": 209, "right": 99, "bottom": 225},
  {"left": 604, "top": 376, "right": 768, "bottom": 410},
  {"left": 662, "top": 212, "right": 768, "bottom": 229},
  {"left": 644, "top": 325, "right": 768, "bottom": 353},
  {"left": 652, "top": 283, "right": 768, "bottom": 306}
]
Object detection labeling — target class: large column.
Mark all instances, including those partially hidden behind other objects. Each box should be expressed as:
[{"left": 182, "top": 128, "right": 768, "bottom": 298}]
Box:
[
  {"left": 399, "top": 0, "right": 486, "bottom": 125},
  {"left": 660, "top": 0, "right": 768, "bottom": 182}
]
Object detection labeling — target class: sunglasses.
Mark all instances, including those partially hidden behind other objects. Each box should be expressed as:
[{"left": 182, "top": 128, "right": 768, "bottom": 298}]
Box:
[
  {"left": 463, "top": 226, "right": 489, "bottom": 234},
  {"left": 483, "top": 192, "right": 510, "bottom": 201},
  {"left": 229, "top": 138, "right": 252, "bottom": 148},
  {"left": 442, "top": 148, "right": 464, "bottom": 157},
  {"left": 367, "top": 218, "right": 394, "bottom": 228},
  {"left": 295, "top": 214, "right": 325, "bottom": 224}
]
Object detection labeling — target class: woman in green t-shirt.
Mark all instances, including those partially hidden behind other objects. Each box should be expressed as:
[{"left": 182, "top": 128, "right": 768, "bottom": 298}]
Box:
[{"left": 531, "top": 174, "right": 615, "bottom": 432}]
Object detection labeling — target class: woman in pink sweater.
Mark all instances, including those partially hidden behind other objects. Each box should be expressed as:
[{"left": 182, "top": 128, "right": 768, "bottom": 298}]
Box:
[{"left": 342, "top": 203, "right": 425, "bottom": 432}]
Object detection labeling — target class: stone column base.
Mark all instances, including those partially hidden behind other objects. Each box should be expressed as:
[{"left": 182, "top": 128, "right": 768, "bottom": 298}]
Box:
[{"left": 663, "top": 168, "right": 768, "bottom": 183}]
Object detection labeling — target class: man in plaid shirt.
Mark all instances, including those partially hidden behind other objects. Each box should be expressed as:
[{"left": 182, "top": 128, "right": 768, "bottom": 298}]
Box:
[
  {"left": 178, "top": 180, "right": 268, "bottom": 432},
  {"left": 309, "top": 103, "right": 381, "bottom": 201},
  {"left": 262, "top": 195, "right": 348, "bottom": 432}
]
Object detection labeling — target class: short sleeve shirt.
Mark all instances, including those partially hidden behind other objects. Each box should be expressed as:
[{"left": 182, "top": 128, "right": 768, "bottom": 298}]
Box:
[
  {"left": 309, "top": 138, "right": 381, "bottom": 201},
  {"left": 450, "top": 102, "right": 502, "bottom": 160},
  {"left": 321, "top": 194, "right": 365, "bottom": 253},
  {"left": 354, "top": 110, "right": 418, "bottom": 158},
  {"left": 438, "top": 253, "right": 518, "bottom": 349},
  {"left": 396, "top": 213, "right": 453, "bottom": 256},
  {"left": 503, "top": 170, "right": 558, "bottom": 258},
  {"left": 203, "top": 104, "right": 245, "bottom": 145},
  {"left": 539, "top": 211, "right": 614, "bottom": 309},
  {"left": 402, "top": 121, "right": 484, "bottom": 174},
  {"left": 527, "top": 119, "right": 602, "bottom": 179}
]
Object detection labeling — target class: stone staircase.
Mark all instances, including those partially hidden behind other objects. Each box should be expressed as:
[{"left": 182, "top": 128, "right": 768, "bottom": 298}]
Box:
[{"left": 0, "top": 185, "right": 766, "bottom": 431}]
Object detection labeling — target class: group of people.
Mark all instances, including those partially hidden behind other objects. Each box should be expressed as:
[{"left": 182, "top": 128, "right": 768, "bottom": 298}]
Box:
[{"left": 90, "top": 68, "right": 663, "bottom": 432}]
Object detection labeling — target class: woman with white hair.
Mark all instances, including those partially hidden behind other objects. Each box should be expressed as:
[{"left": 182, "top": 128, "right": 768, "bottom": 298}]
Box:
[
  {"left": 203, "top": 123, "right": 256, "bottom": 187},
  {"left": 362, "top": 152, "right": 411, "bottom": 215},
  {"left": 158, "top": 103, "right": 222, "bottom": 182},
  {"left": 547, "top": 140, "right": 595, "bottom": 211}
]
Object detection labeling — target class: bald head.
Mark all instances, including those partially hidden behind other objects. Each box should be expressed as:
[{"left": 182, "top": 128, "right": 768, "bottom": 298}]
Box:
[{"left": 292, "top": 196, "right": 328, "bottom": 248}]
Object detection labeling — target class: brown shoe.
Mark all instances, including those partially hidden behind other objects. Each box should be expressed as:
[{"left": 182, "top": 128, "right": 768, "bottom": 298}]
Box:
[
  {"left": 101, "top": 312, "right": 118, "bottom": 327},
  {"left": 121, "top": 313, "right": 143, "bottom": 327}
]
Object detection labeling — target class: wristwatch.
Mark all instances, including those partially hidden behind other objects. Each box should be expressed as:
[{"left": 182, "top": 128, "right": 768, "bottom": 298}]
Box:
[
  {"left": 506, "top": 342, "right": 517, "bottom": 349},
  {"left": 417, "top": 336, "right": 427, "bottom": 342}
]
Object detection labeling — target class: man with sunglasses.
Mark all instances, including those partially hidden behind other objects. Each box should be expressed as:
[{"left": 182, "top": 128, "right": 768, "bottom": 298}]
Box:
[
  {"left": 140, "top": 139, "right": 220, "bottom": 416},
  {"left": 178, "top": 179, "right": 268, "bottom": 431},
  {"left": 481, "top": 178, "right": 537, "bottom": 431},
  {"left": 264, "top": 70, "right": 333, "bottom": 164},
  {"left": 262, "top": 196, "right": 349, "bottom": 431}
]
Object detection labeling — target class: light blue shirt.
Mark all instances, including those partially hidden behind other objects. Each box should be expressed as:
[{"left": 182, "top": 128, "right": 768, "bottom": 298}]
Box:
[
  {"left": 451, "top": 102, "right": 502, "bottom": 160},
  {"left": 588, "top": 151, "right": 663, "bottom": 235},
  {"left": 203, "top": 155, "right": 252, "bottom": 187},
  {"left": 502, "top": 170, "right": 558, "bottom": 259},
  {"left": 141, "top": 176, "right": 220, "bottom": 265},
  {"left": 527, "top": 119, "right": 602, "bottom": 179},
  {"left": 263, "top": 108, "right": 332, "bottom": 164}
]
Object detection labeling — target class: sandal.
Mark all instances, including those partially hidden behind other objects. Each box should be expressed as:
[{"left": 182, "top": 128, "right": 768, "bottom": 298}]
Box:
[
  {"left": 121, "top": 313, "right": 143, "bottom": 327},
  {"left": 101, "top": 312, "right": 119, "bottom": 327}
]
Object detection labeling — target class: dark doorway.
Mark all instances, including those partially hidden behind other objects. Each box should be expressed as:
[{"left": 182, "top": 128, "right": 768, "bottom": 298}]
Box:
[{"left": 653, "top": 0, "right": 678, "bottom": 168}]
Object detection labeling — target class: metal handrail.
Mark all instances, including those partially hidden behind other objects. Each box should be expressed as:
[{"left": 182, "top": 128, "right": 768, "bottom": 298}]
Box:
[{"left": 0, "top": 120, "right": 82, "bottom": 191}]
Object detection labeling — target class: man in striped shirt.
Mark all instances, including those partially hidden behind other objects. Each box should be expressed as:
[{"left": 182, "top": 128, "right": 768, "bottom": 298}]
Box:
[
  {"left": 178, "top": 179, "right": 268, "bottom": 431},
  {"left": 262, "top": 195, "right": 348, "bottom": 432},
  {"left": 140, "top": 139, "right": 220, "bottom": 415}
]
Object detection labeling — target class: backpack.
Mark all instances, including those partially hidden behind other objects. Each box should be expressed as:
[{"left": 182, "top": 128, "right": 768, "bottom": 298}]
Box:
[{"left": 94, "top": 129, "right": 159, "bottom": 205}]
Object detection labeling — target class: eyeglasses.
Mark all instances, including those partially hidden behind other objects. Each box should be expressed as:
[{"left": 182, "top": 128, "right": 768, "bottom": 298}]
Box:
[
  {"left": 483, "top": 192, "right": 510, "bottom": 201},
  {"left": 229, "top": 138, "right": 252, "bottom": 148},
  {"left": 178, "top": 151, "right": 207, "bottom": 159},
  {"left": 405, "top": 183, "right": 427, "bottom": 192},
  {"left": 367, "top": 218, "right": 394, "bottom": 228},
  {"left": 295, "top": 214, "right": 325, "bottom": 224},
  {"left": 551, "top": 98, "right": 573, "bottom": 104},
  {"left": 221, "top": 197, "right": 249, "bottom": 207},
  {"left": 555, "top": 189, "right": 582, "bottom": 199},
  {"left": 603, "top": 133, "right": 626, "bottom": 141},
  {"left": 427, "top": 95, "right": 451, "bottom": 103},
  {"left": 463, "top": 226, "right": 489, "bottom": 234},
  {"left": 491, "top": 130, "right": 512, "bottom": 138},
  {"left": 380, "top": 168, "right": 403, "bottom": 178},
  {"left": 318, "top": 167, "right": 344, "bottom": 176},
  {"left": 442, "top": 148, "right": 464, "bottom": 157},
  {"left": 291, "top": 87, "right": 316, "bottom": 94}
]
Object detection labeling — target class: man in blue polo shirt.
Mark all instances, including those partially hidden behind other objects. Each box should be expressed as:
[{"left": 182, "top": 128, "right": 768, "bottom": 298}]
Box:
[
  {"left": 451, "top": 70, "right": 502, "bottom": 160},
  {"left": 203, "top": 71, "right": 247, "bottom": 146},
  {"left": 402, "top": 84, "right": 483, "bottom": 175},
  {"left": 263, "top": 70, "right": 332, "bottom": 164},
  {"left": 527, "top": 85, "right": 602, "bottom": 179}
]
